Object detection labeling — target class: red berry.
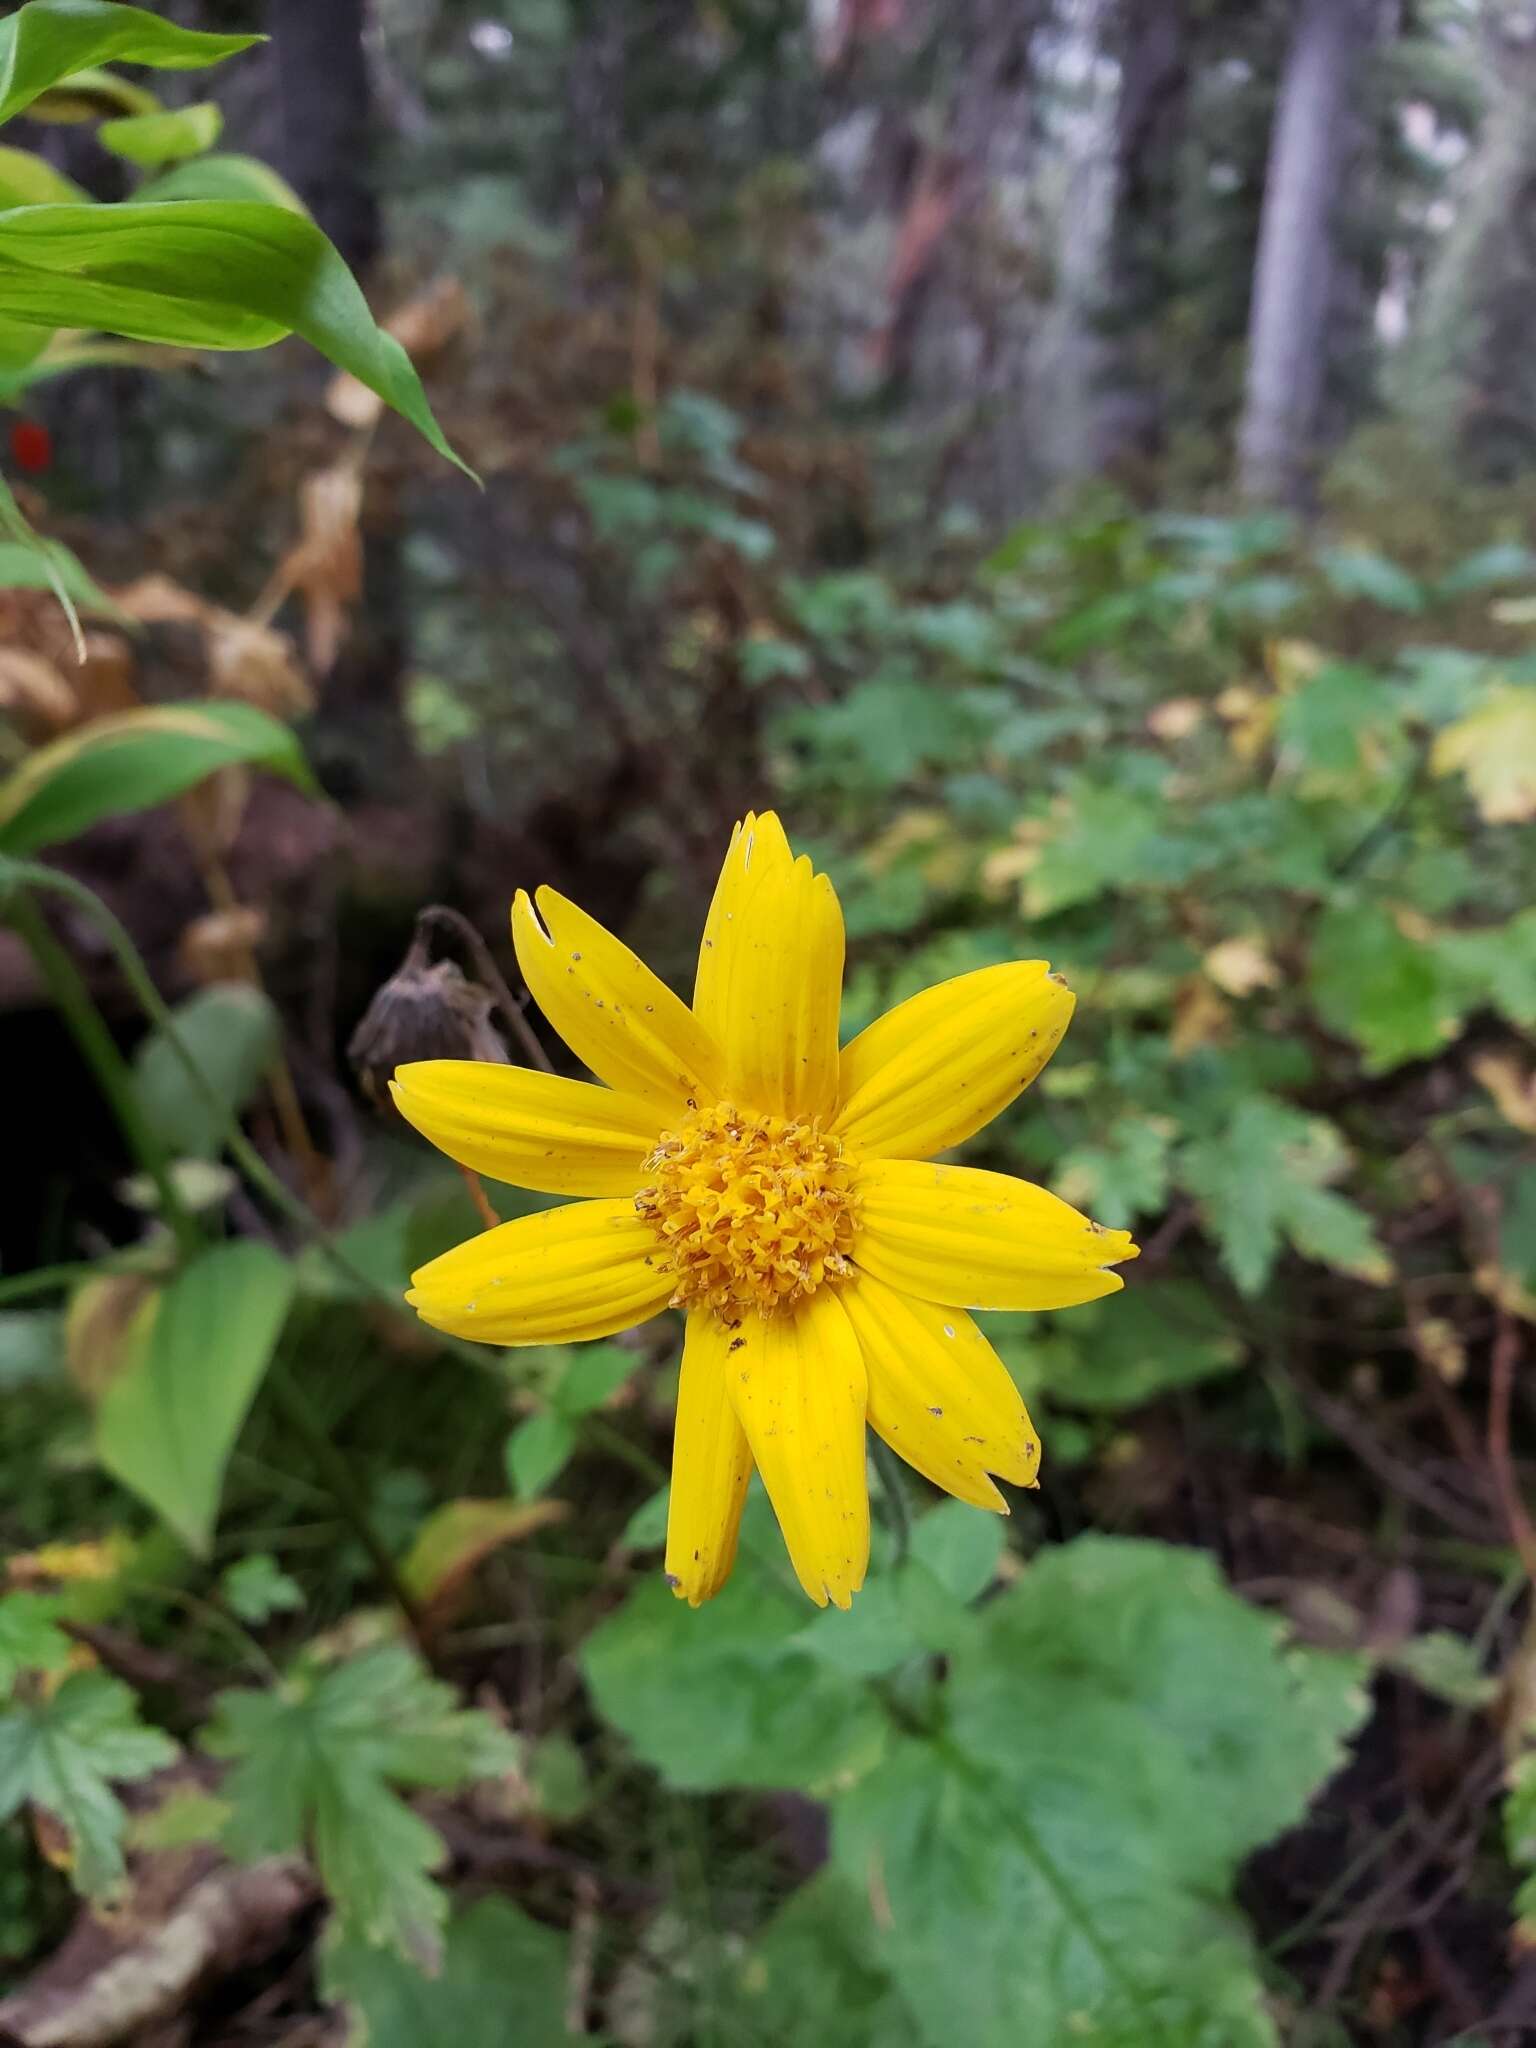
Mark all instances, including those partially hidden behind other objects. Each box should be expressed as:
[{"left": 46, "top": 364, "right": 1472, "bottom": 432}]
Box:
[{"left": 10, "top": 421, "right": 52, "bottom": 475}]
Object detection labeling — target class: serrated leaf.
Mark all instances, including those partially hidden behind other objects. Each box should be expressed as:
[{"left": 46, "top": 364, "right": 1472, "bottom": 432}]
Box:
[
  {"left": 95, "top": 1241, "right": 294, "bottom": 1554},
  {"left": 130, "top": 983, "right": 281, "bottom": 1161},
  {"left": 1178, "top": 1096, "right": 1392, "bottom": 1296},
  {"left": 98, "top": 99, "right": 221, "bottom": 166},
  {"left": 1310, "top": 903, "right": 1463, "bottom": 1072},
  {"left": 583, "top": 1495, "right": 887, "bottom": 1793},
  {"left": 0, "top": 700, "right": 314, "bottom": 855},
  {"left": 205, "top": 1644, "right": 521, "bottom": 1964},
  {"left": 0, "top": 1670, "right": 175, "bottom": 1898},
  {"left": 0, "top": 1, "right": 259, "bottom": 126},
  {"left": 0, "top": 202, "right": 467, "bottom": 473},
  {"left": 320, "top": 1897, "right": 573, "bottom": 2046},
  {"left": 1319, "top": 546, "right": 1423, "bottom": 612},
  {"left": 815, "top": 1538, "right": 1367, "bottom": 2048},
  {"left": 1011, "top": 1282, "right": 1245, "bottom": 1412},
  {"left": 0, "top": 1589, "right": 72, "bottom": 1690},
  {"left": 220, "top": 1554, "right": 304, "bottom": 1626}
]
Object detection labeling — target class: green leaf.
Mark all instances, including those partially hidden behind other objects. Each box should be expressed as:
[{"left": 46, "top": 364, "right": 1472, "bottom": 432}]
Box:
[
  {"left": 0, "top": 1, "right": 259, "bottom": 126},
  {"left": 0, "top": 1589, "right": 72, "bottom": 1691},
  {"left": 1178, "top": 1096, "right": 1392, "bottom": 1296},
  {"left": 821, "top": 1538, "right": 1368, "bottom": 2048},
  {"left": 205, "top": 1644, "right": 521, "bottom": 1964},
  {"left": 0, "top": 141, "right": 86, "bottom": 205},
  {"left": 23, "top": 63, "right": 158, "bottom": 122},
  {"left": 0, "top": 536, "right": 119, "bottom": 611},
  {"left": 582, "top": 1495, "right": 887, "bottom": 1793},
  {"left": 1386, "top": 1630, "right": 1496, "bottom": 1709},
  {"left": 1054, "top": 1116, "right": 1172, "bottom": 1229},
  {"left": 505, "top": 1408, "right": 577, "bottom": 1499},
  {"left": 1310, "top": 903, "right": 1463, "bottom": 1072},
  {"left": 1318, "top": 545, "right": 1424, "bottom": 612},
  {"left": 0, "top": 700, "right": 315, "bottom": 857},
  {"left": 220, "top": 1554, "right": 304, "bottom": 1626},
  {"left": 798, "top": 1502, "right": 1004, "bottom": 1680},
  {"left": 95, "top": 1241, "right": 295, "bottom": 1554},
  {"left": 0, "top": 203, "right": 467, "bottom": 473},
  {"left": 99, "top": 99, "right": 221, "bottom": 166},
  {"left": 320, "top": 1897, "right": 573, "bottom": 2046},
  {"left": 526, "top": 1730, "right": 589, "bottom": 1821},
  {"left": 1009, "top": 1282, "right": 1245, "bottom": 1412},
  {"left": 136, "top": 151, "right": 307, "bottom": 212},
  {"left": 0, "top": 1670, "right": 174, "bottom": 1898},
  {"left": 130, "top": 984, "right": 281, "bottom": 1161},
  {"left": 551, "top": 1339, "right": 636, "bottom": 1417}
]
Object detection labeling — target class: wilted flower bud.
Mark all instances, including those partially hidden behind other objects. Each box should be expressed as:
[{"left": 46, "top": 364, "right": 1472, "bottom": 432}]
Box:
[{"left": 348, "top": 936, "right": 509, "bottom": 1108}]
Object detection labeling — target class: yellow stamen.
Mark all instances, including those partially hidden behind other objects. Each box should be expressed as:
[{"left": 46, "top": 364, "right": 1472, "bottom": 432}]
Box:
[{"left": 634, "top": 1102, "right": 860, "bottom": 1318}]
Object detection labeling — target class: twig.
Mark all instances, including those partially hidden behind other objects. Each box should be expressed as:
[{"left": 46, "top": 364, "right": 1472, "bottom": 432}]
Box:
[
  {"left": 414, "top": 904, "right": 554, "bottom": 1073},
  {"left": 1488, "top": 1309, "right": 1536, "bottom": 1584}
]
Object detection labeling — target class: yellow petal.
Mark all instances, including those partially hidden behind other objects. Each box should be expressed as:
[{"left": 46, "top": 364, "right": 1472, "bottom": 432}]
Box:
[
  {"left": 391, "top": 1061, "right": 659, "bottom": 1196},
  {"left": 512, "top": 886, "right": 724, "bottom": 1113},
  {"left": 664, "top": 1310, "right": 755, "bottom": 1605},
  {"left": 693, "top": 812, "right": 843, "bottom": 1121},
  {"left": 840, "top": 1271, "right": 1038, "bottom": 1507},
  {"left": 406, "top": 1199, "right": 671, "bottom": 1345},
  {"left": 834, "top": 961, "right": 1075, "bottom": 1159},
  {"left": 722, "top": 1290, "right": 869, "bottom": 1608},
  {"left": 855, "top": 1160, "right": 1137, "bottom": 1311}
]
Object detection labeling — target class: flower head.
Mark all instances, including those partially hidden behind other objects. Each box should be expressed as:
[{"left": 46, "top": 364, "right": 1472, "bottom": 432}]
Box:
[{"left": 393, "top": 813, "right": 1137, "bottom": 1608}]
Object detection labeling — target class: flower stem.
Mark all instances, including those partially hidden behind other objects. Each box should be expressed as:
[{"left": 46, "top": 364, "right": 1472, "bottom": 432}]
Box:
[{"left": 7, "top": 888, "right": 200, "bottom": 1257}]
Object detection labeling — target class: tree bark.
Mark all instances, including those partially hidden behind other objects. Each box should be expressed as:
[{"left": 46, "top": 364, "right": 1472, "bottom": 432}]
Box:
[
  {"left": 270, "top": 0, "right": 380, "bottom": 272},
  {"left": 1236, "top": 0, "right": 1376, "bottom": 505}
]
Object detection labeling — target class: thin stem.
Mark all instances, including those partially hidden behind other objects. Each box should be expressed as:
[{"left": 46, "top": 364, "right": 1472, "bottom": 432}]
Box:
[
  {"left": 264, "top": 1356, "right": 426, "bottom": 1640},
  {"left": 415, "top": 903, "right": 555, "bottom": 1073},
  {"left": 8, "top": 890, "right": 200, "bottom": 1256},
  {"left": 869, "top": 1433, "right": 912, "bottom": 1568},
  {"left": 0, "top": 1259, "right": 128, "bottom": 1307},
  {"left": 1487, "top": 1309, "right": 1536, "bottom": 1584}
]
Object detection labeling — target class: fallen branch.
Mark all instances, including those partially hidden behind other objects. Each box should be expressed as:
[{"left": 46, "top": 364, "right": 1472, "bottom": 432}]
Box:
[{"left": 0, "top": 1858, "right": 316, "bottom": 2048}]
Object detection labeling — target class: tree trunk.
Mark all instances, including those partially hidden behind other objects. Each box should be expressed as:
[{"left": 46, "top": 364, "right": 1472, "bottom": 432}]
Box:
[
  {"left": 271, "top": 0, "right": 380, "bottom": 272},
  {"left": 1236, "top": 0, "right": 1375, "bottom": 505}
]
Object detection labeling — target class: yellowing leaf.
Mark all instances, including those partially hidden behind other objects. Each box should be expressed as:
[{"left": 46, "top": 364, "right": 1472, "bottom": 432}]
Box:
[
  {"left": 1472, "top": 1052, "right": 1536, "bottom": 1135},
  {"left": 400, "top": 1496, "right": 566, "bottom": 1628},
  {"left": 1203, "top": 935, "right": 1280, "bottom": 999},
  {"left": 1170, "top": 976, "right": 1232, "bottom": 1056},
  {"left": 1431, "top": 687, "right": 1536, "bottom": 823},
  {"left": 1145, "top": 696, "right": 1204, "bottom": 740}
]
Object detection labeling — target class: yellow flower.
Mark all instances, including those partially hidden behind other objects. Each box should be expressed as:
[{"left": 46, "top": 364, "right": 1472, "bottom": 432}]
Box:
[{"left": 393, "top": 813, "right": 1137, "bottom": 1610}]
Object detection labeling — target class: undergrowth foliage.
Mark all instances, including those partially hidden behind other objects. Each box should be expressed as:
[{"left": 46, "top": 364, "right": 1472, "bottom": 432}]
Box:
[{"left": 2, "top": 4, "right": 1536, "bottom": 2040}]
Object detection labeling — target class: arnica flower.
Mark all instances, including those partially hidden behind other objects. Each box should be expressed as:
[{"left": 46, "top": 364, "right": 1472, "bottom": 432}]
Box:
[{"left": 393, "top": 813, "right": 1137, "bottom": 1609}]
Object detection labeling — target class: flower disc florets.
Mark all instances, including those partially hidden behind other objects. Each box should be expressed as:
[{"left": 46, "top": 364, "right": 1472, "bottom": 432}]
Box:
[{"left": 635, "top": 1102, "right": 860, "bottom": 1318}]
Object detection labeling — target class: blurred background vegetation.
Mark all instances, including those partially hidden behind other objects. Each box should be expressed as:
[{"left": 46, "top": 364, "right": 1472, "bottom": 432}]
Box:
[{"left": 5, "top": 0, "right": 1536, "bottom": 2041}]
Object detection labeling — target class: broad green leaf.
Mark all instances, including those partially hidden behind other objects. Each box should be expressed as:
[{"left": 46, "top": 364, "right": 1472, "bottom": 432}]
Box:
[
  {"left": 1438, "top": 909, "right": 1536, "bottom": 1029},
  {"left": 504, "top": 1407, "right": 577, "bottom": 1499},
  {"left": 1008, "top": 1282, "right": 1245, "bottom": 1412},
  {"left": 220, "top": 1554, "right": 304, "bottom": 1626},
  {"left": 0, "top": 203, "right": 467, "bottom": 473},
  {"left": 0, "top": 141, "right": 86, "bottom": 205},
  {"left": 95, "top": 1241, "right": 295, "bottom": 1554},
  {"left": 583, "top": 1494, "right": 887, "bottom": 1793},
  {"left": 798, "top": 1502, "right": 1004, "bottom": 1680},
  {"left": 23, "top": 63, "right": 159, "bottom": 122},
  {"left": 0, "top": 1589, "right": 71, "bottom": 1690},
  {"left": 321, "top": 1897, "right": 574, "bottom": 2046},
  {"left": 0, "top": 1670, "right": 174, "bottom": 1898},
  {"left": 130, "top": 983, "right": 282, "bottom": 1161},
  {"left": 0, "top": 700, "right": 315, "bottom": 856},
  {"left": 99, "top": 98, "right": 221, "bottom": 166},
  {"left": 742, "top": 1875, "right": 920, "bottom": 2047},
  {"left": 1178, "top": 1096, "right": 1392, "bottom": 1296},
  {"left": 526, "top": 1731, "right": 589, "bottom": 1820},
  {"left": 1438, "top": 541, "right": 1536, "bottom": 595},
  {"left": 1310, "top": 903, "right": 1463, "bottom": 1072},
  {"left": 205, "top": 1644, "right": 521, "bottom": 1964},
  {"left": 1318, "top": 545, "right": 1423, "bottom": 612},
  {"left": 0, "top": 536, "right": 116, "bottom": 610},
  {"left": 551, "top": 1339, "right": 637, "bottom": 1416},
  {"left": 136, "top": 151, "right": 307, "bottom": 212},
  {"left": 819, "top": 1538, "right": 1367, "bottom": 2048},
  {"left": 0, "top": 1, "right": 258, "bottom": 125}
]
